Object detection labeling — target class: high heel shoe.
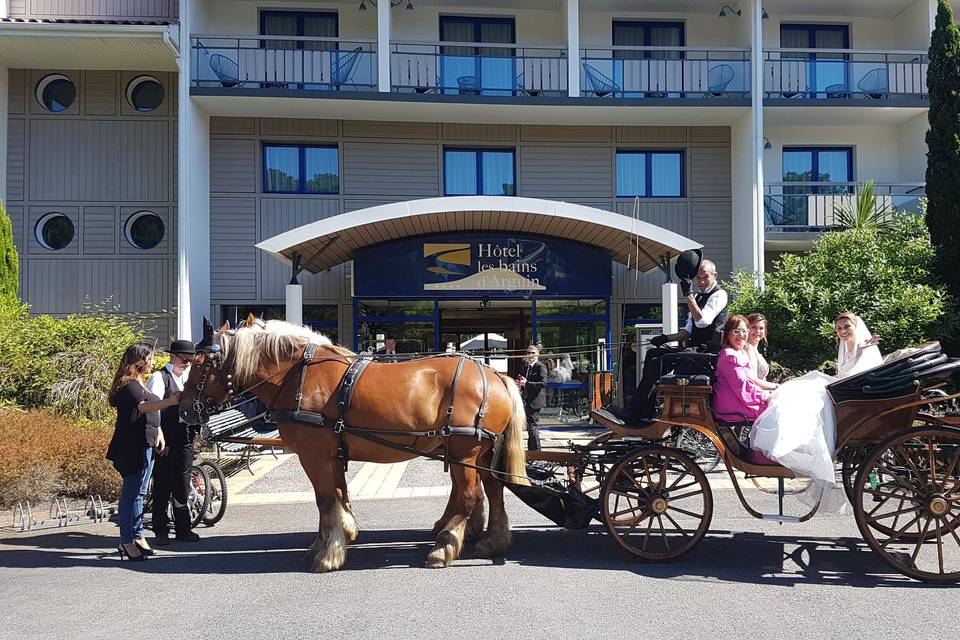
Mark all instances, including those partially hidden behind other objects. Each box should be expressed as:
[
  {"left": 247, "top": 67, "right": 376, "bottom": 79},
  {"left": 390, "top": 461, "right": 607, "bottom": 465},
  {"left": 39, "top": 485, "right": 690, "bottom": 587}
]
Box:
[
  {"left": 117, "top": 544, "right": 148, "bottom": 562},
  {"left": 133, "top": 541, "right": 155, "bottom": 557}
]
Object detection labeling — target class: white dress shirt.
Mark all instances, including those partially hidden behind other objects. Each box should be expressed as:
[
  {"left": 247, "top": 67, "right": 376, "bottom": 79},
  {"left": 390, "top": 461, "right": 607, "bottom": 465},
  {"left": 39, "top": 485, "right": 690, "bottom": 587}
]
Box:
[
  {"left": 145, "top": 364, "right": 189, "bottom": 445},
  {"left": 683, "top": 284, "right": 729, "bottom": 333}
]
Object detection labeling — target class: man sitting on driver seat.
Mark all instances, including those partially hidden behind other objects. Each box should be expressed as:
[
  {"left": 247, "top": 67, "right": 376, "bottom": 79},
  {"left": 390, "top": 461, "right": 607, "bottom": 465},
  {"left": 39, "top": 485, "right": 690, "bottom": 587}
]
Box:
[{"left": 611, "top": 259, "right": 728, "bottom": 424}]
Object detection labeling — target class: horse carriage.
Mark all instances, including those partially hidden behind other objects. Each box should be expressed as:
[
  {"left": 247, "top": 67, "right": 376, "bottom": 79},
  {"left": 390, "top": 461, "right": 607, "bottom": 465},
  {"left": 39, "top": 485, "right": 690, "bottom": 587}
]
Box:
[{"left": 179, "top": 316, "right": 960, "bottom": 584}]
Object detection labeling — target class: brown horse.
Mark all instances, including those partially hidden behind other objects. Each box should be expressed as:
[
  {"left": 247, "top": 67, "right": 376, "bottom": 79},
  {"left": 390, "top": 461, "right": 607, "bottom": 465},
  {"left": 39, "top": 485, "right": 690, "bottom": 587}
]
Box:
[{"left": 179, "top": 320, "right": 529, "bottom": 572}]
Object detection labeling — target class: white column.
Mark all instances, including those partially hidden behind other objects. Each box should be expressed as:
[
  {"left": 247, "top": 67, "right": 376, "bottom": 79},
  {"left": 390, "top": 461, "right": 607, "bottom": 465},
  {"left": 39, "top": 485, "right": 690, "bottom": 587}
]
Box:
[
  {"left": 286, "top": 284, "right": 303, "bottom": 326},
  {"left": 661, "top": 282, "right": 679, "bottom": 342},
  {"left": 751, "top": 0, "right": 765, "bottom": 276},
  {"left": 377, "top": 0, "right": 391, "bottom": 92},
  {"left": 177, "top": 0, "right": 211, "bottom": 341},
  {"left": 564, "top": 0, "right": 581, "bottom": 97}
]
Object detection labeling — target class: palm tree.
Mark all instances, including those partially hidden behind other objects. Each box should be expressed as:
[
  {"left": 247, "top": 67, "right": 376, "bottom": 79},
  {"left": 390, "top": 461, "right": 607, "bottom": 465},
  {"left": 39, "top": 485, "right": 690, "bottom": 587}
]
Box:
[{"left": 831, "top": 180, "right": 895, "bottom": 231}]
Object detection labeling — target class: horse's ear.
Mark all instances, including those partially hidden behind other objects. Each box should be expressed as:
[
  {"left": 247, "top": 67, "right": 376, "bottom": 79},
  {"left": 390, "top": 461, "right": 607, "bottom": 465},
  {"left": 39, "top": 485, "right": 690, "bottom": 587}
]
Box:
[
  {"left": 246, "top": 312, "right": 256, "bottom": 327},
  {"left": 219, "top": 320, "right": 230, "bottom": 332},
  {"left": 202, "top": 317, "right": 214, "bottom": 341}
]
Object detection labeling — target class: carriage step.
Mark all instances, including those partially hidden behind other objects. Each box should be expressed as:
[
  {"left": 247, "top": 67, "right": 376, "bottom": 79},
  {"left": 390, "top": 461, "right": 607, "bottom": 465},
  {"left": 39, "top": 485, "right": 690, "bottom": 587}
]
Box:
[{"left": 761, "top": 514, "right": 801, "bottom": 523}]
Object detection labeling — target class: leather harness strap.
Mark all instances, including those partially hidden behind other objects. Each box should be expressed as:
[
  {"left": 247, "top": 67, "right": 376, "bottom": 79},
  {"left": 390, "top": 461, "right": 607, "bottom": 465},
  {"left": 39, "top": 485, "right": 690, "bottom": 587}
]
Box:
[{"left": 295, "top": 343, "right": 318, "bottom": 412}]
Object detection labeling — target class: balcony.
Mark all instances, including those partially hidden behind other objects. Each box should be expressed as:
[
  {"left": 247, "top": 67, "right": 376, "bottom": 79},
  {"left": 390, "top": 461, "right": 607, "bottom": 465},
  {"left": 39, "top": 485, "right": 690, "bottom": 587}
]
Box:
[
  {"left": 579, "top": 47, "right": 750, "bottom": 101},
  {"left": 764, "top": 182, "right": 925, "bottom": 235},
  {"left": 763, "top": 50, "right": 928, "bottom": 104},
  {"left": 191, "top": 35, "right": 377, "bottom": 92},
  {"left": 390, "top": 41, "right": 567, "bottom": 97}
]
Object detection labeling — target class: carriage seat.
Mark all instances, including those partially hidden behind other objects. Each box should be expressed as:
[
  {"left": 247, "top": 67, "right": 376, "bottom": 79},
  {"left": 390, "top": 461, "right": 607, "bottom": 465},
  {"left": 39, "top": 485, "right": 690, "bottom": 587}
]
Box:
[{"left": 659, "top": 373, "right": 712, "bottom": 387}]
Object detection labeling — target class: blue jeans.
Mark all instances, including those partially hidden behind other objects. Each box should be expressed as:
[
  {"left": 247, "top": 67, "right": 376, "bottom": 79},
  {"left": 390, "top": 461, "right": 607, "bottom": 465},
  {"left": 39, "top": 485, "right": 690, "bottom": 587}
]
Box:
[{"left": 118, "top": 447, "right": 154, "bottom": 544}]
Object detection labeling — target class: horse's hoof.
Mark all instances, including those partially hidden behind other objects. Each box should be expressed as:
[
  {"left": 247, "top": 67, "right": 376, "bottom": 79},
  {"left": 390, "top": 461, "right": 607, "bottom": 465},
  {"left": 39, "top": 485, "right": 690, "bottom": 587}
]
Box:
[
  {"left": 425, "top": 548, "right": 451, "bottom": 568},
  {"left": 473, "top": 538, "right": 497, "bottom": 559},
  {"left": 430, "top": 521, "right": 445, "bottom": 536},
  {"left": 311, "top": 552, "right": 345, "bottom": 573}
]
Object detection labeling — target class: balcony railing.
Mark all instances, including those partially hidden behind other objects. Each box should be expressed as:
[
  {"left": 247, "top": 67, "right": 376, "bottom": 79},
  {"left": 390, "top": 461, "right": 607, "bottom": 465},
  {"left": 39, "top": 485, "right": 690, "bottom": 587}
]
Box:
[
  {"left": 764, "top": 182, "right": 925, "bottom": 231},
  {"left": 390, "top": 41, "right": 567, "bottom": 96},
  {"left": 191, "top": 35, "right": 378, "bottom": 91},
  {"left": 763, "top": 49, "right": 928, "bottom": 100},
  {"left": 579, "top": 47, "right": 751, "bottom": 98}
]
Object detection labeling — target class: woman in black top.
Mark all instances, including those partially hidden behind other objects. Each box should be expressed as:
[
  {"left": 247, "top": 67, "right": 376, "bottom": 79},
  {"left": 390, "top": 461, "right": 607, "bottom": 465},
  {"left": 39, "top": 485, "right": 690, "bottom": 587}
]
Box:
[{"left": 106, "top": 343, "right": 180, "bottom": 561}]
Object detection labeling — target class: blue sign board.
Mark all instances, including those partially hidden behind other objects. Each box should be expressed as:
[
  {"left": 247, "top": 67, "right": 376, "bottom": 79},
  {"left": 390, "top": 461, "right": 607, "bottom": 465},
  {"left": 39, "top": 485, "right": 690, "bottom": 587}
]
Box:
[{"left": 354, "top": 233, "right": 612, "bottom": 298}]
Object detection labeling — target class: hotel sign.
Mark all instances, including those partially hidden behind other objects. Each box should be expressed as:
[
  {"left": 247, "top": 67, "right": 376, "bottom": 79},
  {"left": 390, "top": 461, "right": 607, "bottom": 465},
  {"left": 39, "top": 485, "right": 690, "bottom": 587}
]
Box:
[{"left": 354, "top": 233, "right": 612, "bottom": 298}]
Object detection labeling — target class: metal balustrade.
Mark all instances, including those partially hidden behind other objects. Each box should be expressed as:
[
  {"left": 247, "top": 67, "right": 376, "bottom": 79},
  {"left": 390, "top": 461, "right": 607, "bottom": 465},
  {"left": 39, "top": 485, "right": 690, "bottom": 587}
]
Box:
[
  {"left": 579, "top": 46, "right": 751, "bottom": 98},
  {"left": 390, "top": 41, "right": 568, "bottom": 96},
  {"left": 764, "top": 182, "right": 925, "bottom": 231},
  {"left": 763, "top": 49, "right": 928, "bottom": 100}
]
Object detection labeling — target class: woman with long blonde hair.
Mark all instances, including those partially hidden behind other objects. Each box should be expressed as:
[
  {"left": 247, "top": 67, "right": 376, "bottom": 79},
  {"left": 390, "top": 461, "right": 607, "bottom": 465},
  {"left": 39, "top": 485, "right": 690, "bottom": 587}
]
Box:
[{"left": 105, "top": 342, "right": 181, "bottom": 561}]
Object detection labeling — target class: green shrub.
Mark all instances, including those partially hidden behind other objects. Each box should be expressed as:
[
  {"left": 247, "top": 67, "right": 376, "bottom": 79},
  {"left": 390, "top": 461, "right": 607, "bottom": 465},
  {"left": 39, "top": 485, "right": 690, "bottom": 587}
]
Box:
[
  {"left": 0, "top": 202, "right": 17, "bottom": 302},
  {"left": 730, "top": 212, "right": 948, "bottom": 371}
]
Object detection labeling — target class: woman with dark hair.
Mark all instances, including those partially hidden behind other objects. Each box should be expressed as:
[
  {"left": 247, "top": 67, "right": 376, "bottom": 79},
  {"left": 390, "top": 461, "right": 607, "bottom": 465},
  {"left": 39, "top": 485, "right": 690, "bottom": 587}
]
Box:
[
  {"left": 712, "top": 315, "right": 777, "bottom": 422},
  {"left": 105, "top": 342, "right": 181, "bottom": 561},
  {"left": 745, "top": 313, "right": 778, "bottom": 390}
]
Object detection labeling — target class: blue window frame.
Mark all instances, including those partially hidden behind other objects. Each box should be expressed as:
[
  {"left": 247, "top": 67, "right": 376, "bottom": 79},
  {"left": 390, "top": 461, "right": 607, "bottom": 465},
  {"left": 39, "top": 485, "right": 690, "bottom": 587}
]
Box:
[
  {"left": 263, "top": 144, "right": 339, "bottom": 194},
  {"left": 616, "top": 151, "right": 684, "bottom": 197},
  {"left": 260, "top": 10, "right": 339, "bottom": 50},
  {"left": 780, "top": 24, "right": 850, "bottom": 95},
  {"left": 444, "top": 148, "right": 516, "bottom": 196},
  {"left": 439, "top": 16, "right": 516, "bottom": 95},
  {"left": 782, "top": 147, "right": 853, "bottom": 185}
]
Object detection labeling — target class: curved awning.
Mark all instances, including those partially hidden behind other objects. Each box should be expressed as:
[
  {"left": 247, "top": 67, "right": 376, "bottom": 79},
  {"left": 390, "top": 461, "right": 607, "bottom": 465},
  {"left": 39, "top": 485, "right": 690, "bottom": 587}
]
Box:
[{"left": 256, "top": 196, "right": 701, "bottom": 274}]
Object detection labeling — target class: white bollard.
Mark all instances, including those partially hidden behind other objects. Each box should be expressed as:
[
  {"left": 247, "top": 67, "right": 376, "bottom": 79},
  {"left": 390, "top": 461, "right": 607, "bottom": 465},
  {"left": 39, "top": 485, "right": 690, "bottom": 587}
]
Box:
[
  {"left": 661, "top": 282, "right": 679, "bottom": 344},
  {"left": 285, "top": 284, "right": 303, "bottom": 326}
]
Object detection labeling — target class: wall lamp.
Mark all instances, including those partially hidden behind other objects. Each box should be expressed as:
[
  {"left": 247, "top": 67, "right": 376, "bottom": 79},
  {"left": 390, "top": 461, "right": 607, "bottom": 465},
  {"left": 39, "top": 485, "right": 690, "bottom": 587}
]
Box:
[
  {"left": 718, "top": 5, "right": 741, "bottom": 17},
  {"left": 359, "top": 0, "right": 413, "bottom": 11},
  {"left": 763, "top": 136, "right": 772, "bottom": 150}
]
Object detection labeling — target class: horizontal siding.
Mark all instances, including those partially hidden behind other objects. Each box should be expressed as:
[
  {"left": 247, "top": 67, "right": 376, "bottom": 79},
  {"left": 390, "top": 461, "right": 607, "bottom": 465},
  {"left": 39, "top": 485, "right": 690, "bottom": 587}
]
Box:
[
  {"left": 616, "top": 127, "right": 686, "bottom": 144},
  {"left": 441, "top": 123, "right": 517, "bottom": 142},
  {"left": 342, "top": 142, "right": 438, "bottom": 197},
  {"left": 7, "top": 70, "right": 26, "bottom": 115},
  {"left": 614, "top": 200, "right": 690, "bottom": 237},
  {"left": 690, "top": 127, "right": 732, "bottom": 143},
  {"left": 521, "top": 125, "right": 612, "bottom": 143},
  {"left": 689, "top": 146, "right": 731, "bottom": 199},
  {"left": 210, "top": 139, "right": 257, "bottom": 194},
  {"left": 17, "top": 0, "right": 173, "bottom": 18},
  {"left": 260, "top": 118, "right": 338, "bottom": 138},
  {"left": 82, "top": 206, "right": 116, "bottom": 255},
  {"left": 28, "top": 119, "right": 171, "bottom": 202},
  {"left": 613, "top": 261, "right": 665, "bottom": 301},
  {"left": 690, "top": 200, "right": 733, "bottom": 278},
  {"left": 25, "top": 258, "right": 173, "bottom": 314},
  {"left": 6, "top": 119, "right": 26, "bottom": 202},
  {"left": 84, "top": 71, "right": 116, "bottom": 116},
  {"left": 258, "top": 198, "right": 345, "bottom": 300},
  {"left": 520, "top": 145, "right": 612, "bottom": 199},
  {"left": 342, "top": 121, "right": 438, "bottom": 140},
  {"left": 211, "top": 198, "right": 257, "bottom": 299},
  {"left": 7, "top": 205, "right": 25, "bottom": 253},
  {"left": 210, "top": 117, "right": 256, "bottom": 136},
  {"left": 342, "top": 199, "right": 403, "bottom": 213}
]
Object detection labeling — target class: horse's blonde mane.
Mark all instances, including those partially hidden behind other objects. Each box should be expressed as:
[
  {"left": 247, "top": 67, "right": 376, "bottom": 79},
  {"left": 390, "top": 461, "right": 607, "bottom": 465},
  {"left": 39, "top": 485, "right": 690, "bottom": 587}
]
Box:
[{"left": 224, "top": 320, "right": 346, "bottom": 385}]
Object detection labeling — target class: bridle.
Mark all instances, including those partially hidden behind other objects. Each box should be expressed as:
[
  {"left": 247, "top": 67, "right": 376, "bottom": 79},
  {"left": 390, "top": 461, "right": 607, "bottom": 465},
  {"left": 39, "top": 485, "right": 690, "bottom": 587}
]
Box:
[{"left": 187, "top": 340, "right": 235, "bottom": 425}]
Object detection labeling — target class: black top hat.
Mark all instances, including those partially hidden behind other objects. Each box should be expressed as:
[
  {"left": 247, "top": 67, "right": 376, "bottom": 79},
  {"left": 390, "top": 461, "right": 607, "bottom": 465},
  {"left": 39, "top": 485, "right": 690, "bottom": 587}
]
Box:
[
  {"left": 674, "top": 249, "right": 703, "bottom": 280},
  {"left": 165, "top": 339, "right": 197, "bottom": 355}
]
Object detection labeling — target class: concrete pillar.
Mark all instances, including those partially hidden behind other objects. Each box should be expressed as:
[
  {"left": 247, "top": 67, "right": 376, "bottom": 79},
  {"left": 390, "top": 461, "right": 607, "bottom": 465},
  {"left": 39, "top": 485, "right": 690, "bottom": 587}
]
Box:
[
  {"left": 661, "top": 282, "right": 679, "bottom": 343},
  {"left": 286, "top": 284, "right": 303, "bottom": 326},
  {"left": 177, "top": 0, "right": 211, "bottom": 341},
  {"left": 564, "top": 0, "right": 581, "bottom": 97},
  {"left": 377, "top": 0, "right": 391, "bottom": 92}
]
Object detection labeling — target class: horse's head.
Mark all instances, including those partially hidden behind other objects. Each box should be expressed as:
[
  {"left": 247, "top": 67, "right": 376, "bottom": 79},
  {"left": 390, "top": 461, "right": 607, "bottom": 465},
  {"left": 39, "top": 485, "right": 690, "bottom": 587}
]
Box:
[{"left": 179, "top": 321, "right": 236, "bottom": 425}]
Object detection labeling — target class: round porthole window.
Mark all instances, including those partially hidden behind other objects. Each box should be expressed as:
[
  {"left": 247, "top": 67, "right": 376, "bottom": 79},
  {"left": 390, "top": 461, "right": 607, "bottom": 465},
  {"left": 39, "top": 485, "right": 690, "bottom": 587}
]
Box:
[
  {"left": 126, "top": 75, "right": 165, "bottom": 112},
  {"left": 125, "top": 211, "right": 165, "bottom": 250},
  {"left": 35, "top": 74, "right": 76, "bottom": 112},
  {"left": 35, "top": 213, "right": 75, "bottom": 250}
]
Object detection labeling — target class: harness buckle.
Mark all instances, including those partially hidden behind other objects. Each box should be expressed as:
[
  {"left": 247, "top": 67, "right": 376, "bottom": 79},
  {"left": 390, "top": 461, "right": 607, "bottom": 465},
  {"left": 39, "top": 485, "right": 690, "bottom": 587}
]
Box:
[{"left": 333, "top": 419, "right": 344, "bottom": 434}]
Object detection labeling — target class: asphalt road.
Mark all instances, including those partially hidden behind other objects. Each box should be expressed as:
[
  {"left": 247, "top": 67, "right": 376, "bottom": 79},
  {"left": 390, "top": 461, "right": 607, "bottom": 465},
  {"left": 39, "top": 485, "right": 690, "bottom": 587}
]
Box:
[{"left": 2, "top": 455, "right": 958, "bottom": 640}]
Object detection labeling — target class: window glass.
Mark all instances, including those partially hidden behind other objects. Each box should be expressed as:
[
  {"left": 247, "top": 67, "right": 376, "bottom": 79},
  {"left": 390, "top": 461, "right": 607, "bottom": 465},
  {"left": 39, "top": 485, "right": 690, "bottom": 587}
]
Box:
[
  {"left": 650, "top": 153, "right": 682, "bottom": 196},
  {"left": 264, "top": 146, "right": 299, "bottom": 192},
  {"left": 617, "top": 151, "right": 682, "bottom": 197},
  {"left": 126, "top": 76, "right": 164, "bottom": 112},
  {"left": 444, "top": 150, "right": 478, "bottom": 195},
  {"left": 305, "top": 147, "right": 339, "bottom": 193},
  {"left": 482, "top": 151, "right": 515, "bottom": 196},
  {"left": 444, "top": 149, "right": 515, "bottom": 196},
  {"left": 36, "top": 213, "right": 74, "bottom": 250},
  {"left": 36, "top": 75, "right": 76, "bottom": 112},
  {"left": 616, "top": 153, "right": 646, "bottom": 197},
  {"left": 536, "top": 299, "right": 605, "bottom": 317},
  {"left": 125, "top": 212, "right": 165, "bottom": 250},
  {"left": 357, "top": 300, "right": 435, "bottom": 317}
]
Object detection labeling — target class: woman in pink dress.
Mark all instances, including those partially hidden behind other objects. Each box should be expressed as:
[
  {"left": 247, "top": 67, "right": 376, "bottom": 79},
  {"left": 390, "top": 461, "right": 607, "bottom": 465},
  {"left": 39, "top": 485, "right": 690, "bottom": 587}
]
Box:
[{"left": 712, "top": 315, "right": 779, "bottom": 422}]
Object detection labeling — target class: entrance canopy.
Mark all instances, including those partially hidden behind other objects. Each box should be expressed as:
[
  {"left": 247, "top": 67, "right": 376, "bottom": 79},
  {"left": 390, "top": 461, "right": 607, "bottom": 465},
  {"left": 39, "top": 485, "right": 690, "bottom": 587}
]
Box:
[{"left": 256, "top": 196, "right": 701, "bottom": 274}]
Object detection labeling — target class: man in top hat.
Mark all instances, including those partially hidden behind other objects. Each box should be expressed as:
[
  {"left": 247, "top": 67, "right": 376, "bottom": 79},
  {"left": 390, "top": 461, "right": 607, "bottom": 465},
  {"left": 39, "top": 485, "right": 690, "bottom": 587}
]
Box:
[
  {"left": 148, "top": 339, "right": 201, "bottom": 544},
  {"left": 611, "top": 257, "right": 728, "bottom": 424}
]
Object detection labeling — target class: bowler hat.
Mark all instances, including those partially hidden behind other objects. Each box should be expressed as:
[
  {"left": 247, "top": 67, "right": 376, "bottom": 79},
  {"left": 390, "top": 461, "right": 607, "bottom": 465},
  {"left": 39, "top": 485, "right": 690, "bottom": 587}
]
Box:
[
  {"left": 674, "top": 249, "right": 703, "bottom": 280},
  {"left": 165, "top": 339, "right": 197, "bottom": 355}
]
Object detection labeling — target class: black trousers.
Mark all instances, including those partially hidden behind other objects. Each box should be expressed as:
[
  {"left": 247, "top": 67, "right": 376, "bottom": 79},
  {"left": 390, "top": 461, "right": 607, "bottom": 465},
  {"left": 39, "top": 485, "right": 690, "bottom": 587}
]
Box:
[
  {"left": 627, "top": 347, "right": 714, "bottom": 420},
  {"left": 524, "top": 404, "right": 542, "bottom": 451},
  {"left": 151, "top": 441, "right": 193, "bottom": 536}
]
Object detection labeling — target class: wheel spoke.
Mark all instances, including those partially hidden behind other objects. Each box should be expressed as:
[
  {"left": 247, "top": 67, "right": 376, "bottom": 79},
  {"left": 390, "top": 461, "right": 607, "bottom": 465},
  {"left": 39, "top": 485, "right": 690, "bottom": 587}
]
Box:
[
  {"left": 927, "top": 439, "right": 938, "bottom": 486},
  {"left": 658, "top": 461, "right": 667, "bottom": 490},
  {"left": 668, "top": 489, "right": 705, "bottom": 502},
  {"left": 668, "top": 479, "right": 702, "bottom": 493},
  {"left": 935, "top": 515, "right": 945, "bottom": 575},
  {"left": 940, "top": 449, "right": 960, "bottom": 492},
  {"left": 669, "top": 505, "right": 705, "bottom": 519},
  {"left": 862, "top": 487, "right": 917, "bottom": 502},
  {"left": 657, "top": 515, "right": 670, "bottom": 552},
  {"left": 908, "top": 517, "right": 933, "bottom": 568},
  {"left": 893, "top": 444, "right": 924, "bottom": 482},
  {"left": 620, "top": 510, "right": 652, "bottom": 536},
  {"left": 867, "top": 504, "right": 922, "bottom": 524},
  {"left": 875, "top": 462, "right": 922, "bottom": 494},
  {"left": 641, "top": 515, "right": 655, "bottom": 551},
  {"left": 662, "top": 511, "right": 691, "bottom": 539},
  {"left": 879, "top": 513, "right": 923, "bottom": 549}
]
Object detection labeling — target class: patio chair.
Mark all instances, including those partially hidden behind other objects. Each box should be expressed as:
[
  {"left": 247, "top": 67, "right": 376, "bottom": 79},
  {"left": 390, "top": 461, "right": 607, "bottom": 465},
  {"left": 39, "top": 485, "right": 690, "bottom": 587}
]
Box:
[
  {"left": 858, "top": 67, "right": 889, "bottom": 99},
  {"left": 209, "top": 54, "right": 243, "bottom": 88},
  {"left": 331, "top": 46, "right": 364, "bottom": 89},
  {"left": 582, "top": 62, "right": 621, "bottom": 98},
  {"left": 457, "top": 75, "right": 481, "bottom": 94},
  {"left": 824, "top": 82, "right": 848, "bottom": 98},
  {"left": 707, "top": 64, "right": 735, "bottom": 96}
]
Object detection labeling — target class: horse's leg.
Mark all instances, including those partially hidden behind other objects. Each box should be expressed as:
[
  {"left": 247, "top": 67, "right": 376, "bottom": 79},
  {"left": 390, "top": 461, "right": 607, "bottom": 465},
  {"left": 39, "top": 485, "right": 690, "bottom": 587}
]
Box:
[
  {"left": 425, "top": 463, "right": 482, "bottom": 568},
  {"left": 474, "top": 459, "right": 513, "bottom": 559},
  {"left": 430, "top": 480, "right": 457, "bottom": 535},
  {"left": 299, "top": 455, "right": 348, "bottom": 573},
  {"left": 335, "top": 462, "right": 359, "bottom": 543},
  {"left": 464, "top": 488, "right": 486, "bottom": 545}
]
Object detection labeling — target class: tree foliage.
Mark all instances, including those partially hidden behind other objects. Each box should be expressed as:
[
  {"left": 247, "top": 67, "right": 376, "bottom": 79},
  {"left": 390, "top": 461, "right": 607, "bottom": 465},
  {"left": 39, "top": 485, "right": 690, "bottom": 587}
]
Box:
[
  {"left": 729, "top": 212, "right": 947, "bottom": 372},
  {"left": 0, "top": 202, "right": 18, "bottom": 302},
  {"left": 926, "top": 0, "right": 960, "bottom": 345}
]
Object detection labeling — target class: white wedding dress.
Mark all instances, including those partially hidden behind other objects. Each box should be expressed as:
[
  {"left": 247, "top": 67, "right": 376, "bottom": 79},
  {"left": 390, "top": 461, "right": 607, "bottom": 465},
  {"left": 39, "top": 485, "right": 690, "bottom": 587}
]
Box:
[{"left": 749, "top": 317, "right": 882, "bottom": 508}]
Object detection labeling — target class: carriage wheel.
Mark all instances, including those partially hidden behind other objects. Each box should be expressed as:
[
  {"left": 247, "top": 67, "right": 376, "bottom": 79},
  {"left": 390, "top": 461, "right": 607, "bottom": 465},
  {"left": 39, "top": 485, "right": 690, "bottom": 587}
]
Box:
[
  {"left": 673, "top": 428, "right": 721, "bottom": 474},
  {"left": 601, "top": 446, "right": 713, "bottom": 561},
  {"left": 841, "top": 446, "right": 871, "bottom": 505},
  {"left": 852, "top": 425, "right": 960, "bottom": 583},
  {"left": 572, "top": 431, "right": 616, "bottom": 498}
]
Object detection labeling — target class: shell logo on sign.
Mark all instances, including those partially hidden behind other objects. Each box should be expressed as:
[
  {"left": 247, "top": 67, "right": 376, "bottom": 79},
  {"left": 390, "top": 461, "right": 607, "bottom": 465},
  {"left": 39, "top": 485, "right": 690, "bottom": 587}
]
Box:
[{"left": 422, "top": 241, "right": 546, "bottom": 292}]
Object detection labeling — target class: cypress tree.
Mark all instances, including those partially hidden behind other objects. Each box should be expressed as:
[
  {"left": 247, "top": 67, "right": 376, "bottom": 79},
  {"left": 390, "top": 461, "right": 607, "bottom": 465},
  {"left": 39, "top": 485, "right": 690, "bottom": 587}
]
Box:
[
  {"left": 0, "top": 202, "right": 19, "bottom": 302},
  {"left": 926, "top": 1, "right": 960, "bottom": 314}
]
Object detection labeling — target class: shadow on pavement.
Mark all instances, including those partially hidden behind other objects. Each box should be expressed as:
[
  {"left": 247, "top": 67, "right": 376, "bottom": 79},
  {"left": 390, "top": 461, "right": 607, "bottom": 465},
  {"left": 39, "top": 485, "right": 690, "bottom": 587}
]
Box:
[{"left": 0, "top": 525, "right": 948, "bottom": 588}]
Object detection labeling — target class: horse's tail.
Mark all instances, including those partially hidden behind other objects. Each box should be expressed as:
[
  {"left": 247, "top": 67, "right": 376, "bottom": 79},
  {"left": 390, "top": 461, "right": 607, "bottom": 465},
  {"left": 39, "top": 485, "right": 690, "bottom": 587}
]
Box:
[{"left": 498, "top": 374, "right": 530, "bottom": 486}]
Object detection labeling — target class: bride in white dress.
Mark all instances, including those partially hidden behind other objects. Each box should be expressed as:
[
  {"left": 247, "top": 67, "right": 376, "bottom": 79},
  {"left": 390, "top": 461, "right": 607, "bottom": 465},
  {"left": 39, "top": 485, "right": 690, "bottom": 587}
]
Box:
[{"left": 749, "top": 313, "right": 882, "bottom": 497}]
